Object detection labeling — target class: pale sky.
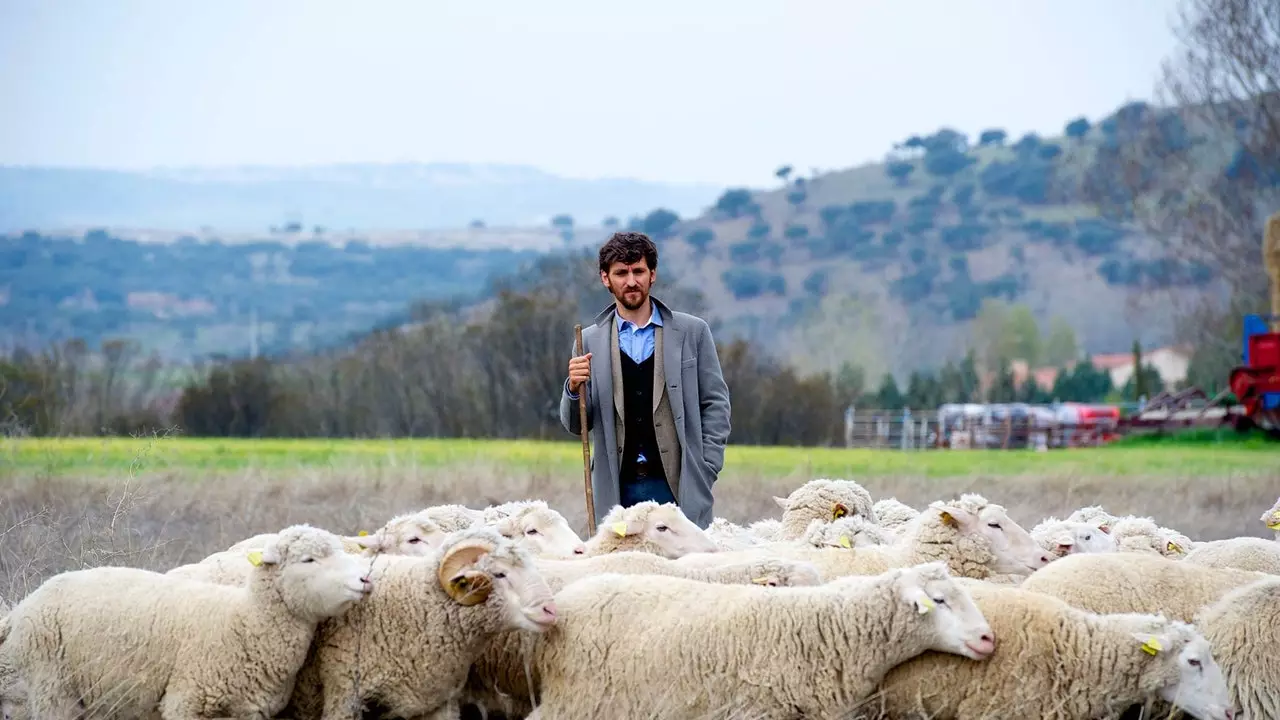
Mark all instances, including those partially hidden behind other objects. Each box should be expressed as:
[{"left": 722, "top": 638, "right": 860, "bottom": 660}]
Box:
[{"left": 0, "top": 0, "right": 1183, "bottom": 187}]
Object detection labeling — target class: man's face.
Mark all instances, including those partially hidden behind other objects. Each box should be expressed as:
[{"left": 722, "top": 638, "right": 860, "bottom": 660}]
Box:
[{"left": 601, "top": 260, "right": 656, "bottom": 311}]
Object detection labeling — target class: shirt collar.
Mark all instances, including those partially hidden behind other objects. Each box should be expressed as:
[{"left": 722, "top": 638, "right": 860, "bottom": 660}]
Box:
[{"left": 615, "top": 299, "right": 663, "bottom": 330}]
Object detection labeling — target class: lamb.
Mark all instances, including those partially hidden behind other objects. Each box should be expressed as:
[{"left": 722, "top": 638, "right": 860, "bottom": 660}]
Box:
[
  {"left": 1194, "top": 575, "right": 1280, "bottom": 719},
  {"left": 461, "top": 551, "right": 826, "bottom": 718},
  {"left": 868, "top": 581, "right": 1235, "bottom": 720},
  {"left": 674, "top": 493, "right": 1052, "bottom": 583},
  {"left": 481, "top": 499, "right": 586, "bottom": 557},
  {"left": 1260, "top": 495, "right": 1280, "bottom": 540},
  {"left": 1183, "top": 536, "right": 1280, "bottom": 574},
  {"left": 1019, "top": 550, "right": 1269, "bottom": 623},
  {"left": 801, "top": 514, "right": 892, "bottom": 549},
  {"left": 524, "top": 561, "right": 996, "bottom": 718},
  {"left": 771, "top": 477, "right": 878, "bottom": 539},
  {"left": 281, "top": 525, "right": 558, "bottom": 720},
  {"left": 1109, "top": 515, "right": 1196, "bottom": 557},
  {"left": 0, "top": 524, "right": 371, "bottom": 719},
  {"left": 582, "top": 501, "right": 720, "bottom": 557},
  {"left": 1030, "top": 515, "right": 1118, "bottom": 558},
  {"left": 872, "top": 497, "right": 920, "bottom": 537}
]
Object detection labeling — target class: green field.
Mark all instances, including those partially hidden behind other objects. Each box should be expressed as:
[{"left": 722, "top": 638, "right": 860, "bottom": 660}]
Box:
[{"left": 4, "top": 434, "right": 1278, "bottom": 479}]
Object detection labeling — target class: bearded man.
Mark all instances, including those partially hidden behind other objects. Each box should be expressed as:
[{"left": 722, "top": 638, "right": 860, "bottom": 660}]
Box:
[{"left": 560, "top": 231, "right": 731, "bottom": 530}]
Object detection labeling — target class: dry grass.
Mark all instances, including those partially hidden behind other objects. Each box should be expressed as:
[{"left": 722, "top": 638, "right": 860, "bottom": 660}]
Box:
[{"left": 2, "top": 440, "right": 1275, "bottom": 604}]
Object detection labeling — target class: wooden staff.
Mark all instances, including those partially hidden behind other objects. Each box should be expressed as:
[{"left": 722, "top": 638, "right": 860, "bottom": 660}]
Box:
[{"left": 574, "top": 324, "right": 597, "bottom": 536}]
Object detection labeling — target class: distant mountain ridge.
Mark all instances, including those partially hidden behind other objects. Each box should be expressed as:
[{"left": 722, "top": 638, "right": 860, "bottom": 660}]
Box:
[{"left": 0, "top": 162, "right": 724, "bottom": 233}]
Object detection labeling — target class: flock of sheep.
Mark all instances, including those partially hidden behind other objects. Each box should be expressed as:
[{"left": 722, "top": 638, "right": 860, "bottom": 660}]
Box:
[{"left": 2, "top": 478, "right": 1279, "bottom": 719}]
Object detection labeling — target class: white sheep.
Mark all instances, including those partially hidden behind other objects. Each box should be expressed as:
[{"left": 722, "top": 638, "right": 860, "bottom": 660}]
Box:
[
  {"left": 1019, "top": 550, "right": 1269, "bottom": 623},
  {"left": 481, "top": 499, "right": 586, "bottom": 557},
  {"left": 674, "top": 493, "right": 1052, "bottom": 583},
  {"left": 872, "top": 497, "right": 920, "bottom": 537},
  {"left": 461, "top": 551, "right": 826, "bottom": 718},
  {"left": 770, "top": 477, "right": 878, "bottom": 539},
  {"left": 0, "top": 524, "right": 371, "bottom": 719},
  {"left": 523, "top": 561, "right": 996, "bottom": 718},
  {"left": 1259, "top": 496, "right": 1280, "bottom": 540},
  {"left": 705, "top": 517, "right": 771, "bottom": 550},
  {"left": 800, "top": 515, "right": 892, "bottom": 549},
  {"left": 583, "top": 501, "right": 720, "bottom": 558},
  {"left": 1194, "top": 575, "right": 1280, "bottom": 719},
  {"left": 281, "top": 525, "right": 557, "bottom": 720},
  {"left": 1107, "top": 515, "right": 1196, "bottom": 557},
  {"left": 869, "top": 580, "right": 1235, "bottom": 720},
  {"left": 1183, "top": 536, "right": 1280, "bottom": 574},
  {"left": 1066, "top": 504, "right": 1119, "bottom": 534},
  {"left": 1030, "top": 515, "right": 1118, "bottom": 558}
]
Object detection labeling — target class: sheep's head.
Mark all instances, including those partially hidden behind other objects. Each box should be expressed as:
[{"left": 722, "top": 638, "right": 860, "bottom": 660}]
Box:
[
  {"left": 248, "top": 523, "right": 373, "bottom": 622},
  {"left": 435, "top": 526, "right": 557, "bottom": 632},
  {"left": 348, "top": 511, "right": 446, "bottom": 557},
  {"left": 586, "top": 502, "right": 719, "bottom": 558},
  {"left": 928, "top": 497, "right": 1052, "bottom": 577},
  {"left": 1110, "top": 516, "right": 1178, "bottom": 556},
  {"left": 1158, "top": 527, "right": 1194, "bottom": 558},
  {"left": 801, "top": 515, "right": 891, "bottom": 550},
  {"left": 773, "top": 478, "right": 878, "bottom": 537},
  {"left": 1031, "top": 517, "right": 1118, "bottom": 558},
  {"left": 1260, "top": 497, "right": 1280, "bottom": 538},
  {"left": 1111, "top": 615, "right": 1234, "bottom": 720},
  {"left": 893, "top": 561, "right": 995, "bottom": 661},
  {"left": 1067, "top": 505, "right": 1117, "bottom": 535},
  {"left": 486, "top": 500, "right": 586, "bottom": 558}
]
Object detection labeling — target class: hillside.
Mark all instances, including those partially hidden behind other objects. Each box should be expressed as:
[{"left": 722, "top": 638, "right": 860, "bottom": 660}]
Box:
[
  {"left": 2, "top": 100, "right": 1245, "bottom": 373},
  {"left": 647, "top": 102, "right": 1235, "bottom": 379},
  {"left": 0, "top": 162, "right": 722, "bottom": 233}
]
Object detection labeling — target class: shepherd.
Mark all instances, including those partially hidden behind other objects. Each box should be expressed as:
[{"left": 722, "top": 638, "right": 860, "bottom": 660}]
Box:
[{"left": 560, "top": 231, "right": 731, "bottom": 531}]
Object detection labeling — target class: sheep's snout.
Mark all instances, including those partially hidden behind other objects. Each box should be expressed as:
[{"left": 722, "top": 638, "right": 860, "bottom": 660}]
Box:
[
  {"left": 965, "top": 630, "right": 996, "bottom": 659},
  {"left": 572, "top": 544, "right": 586, "bottom": 555},
  {"left": 525, "top": 600, "right": 558, "bottom": 629}
]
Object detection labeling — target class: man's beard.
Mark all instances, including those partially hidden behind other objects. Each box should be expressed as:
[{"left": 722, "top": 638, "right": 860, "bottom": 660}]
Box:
[{"left": 614, "top": 285, "right": 647, "bottom": 310}]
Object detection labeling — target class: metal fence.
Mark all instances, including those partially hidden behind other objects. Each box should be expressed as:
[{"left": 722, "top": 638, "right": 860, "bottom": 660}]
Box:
[{"left": 840, "top": 402, "right": 1150, "bottom": 451}]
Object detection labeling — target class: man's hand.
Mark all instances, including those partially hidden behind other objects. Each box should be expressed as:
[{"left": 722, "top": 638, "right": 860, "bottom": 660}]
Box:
[{"left": 568, "top": 352, "right": 592, "bottom": 394}]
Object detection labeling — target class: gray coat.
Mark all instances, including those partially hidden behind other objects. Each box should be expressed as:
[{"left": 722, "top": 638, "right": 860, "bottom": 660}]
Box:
[{"left": 559, "top": 297, "right": 731, "bottom": 529}]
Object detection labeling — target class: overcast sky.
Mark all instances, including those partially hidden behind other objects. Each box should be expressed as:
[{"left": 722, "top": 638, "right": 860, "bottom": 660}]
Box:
[{"left": 0, "top": 0, "right": 1183, "bottom": 187}]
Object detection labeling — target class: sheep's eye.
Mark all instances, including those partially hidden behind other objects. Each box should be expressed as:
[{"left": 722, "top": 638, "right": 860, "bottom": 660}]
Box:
[
  {"left": 492, "top": 571, "right": 506, "bottom": 579},
  {"left": 655, "top": 525, "right": 669, "bottom": 532},
  {"left": 987, "top": 522, "right": 1002, "bottom": 529},
  {"left": 1083, "top": 534, "right": 1092, "bottom": 541},
  {"left": 301, "top": 557, "right": 315, "bottom": 563},
  {"left": 933, "top": 596, "right": 947, "bottom": 606},
  {"left": 408, "top": 537, "right": 422, "bottom": 544},
  {"left": 525, "top": 528, "right": 540, "bottom": 535},
  {"left": 1188, "top": 658, "right": 1201, "bottom": 668}
]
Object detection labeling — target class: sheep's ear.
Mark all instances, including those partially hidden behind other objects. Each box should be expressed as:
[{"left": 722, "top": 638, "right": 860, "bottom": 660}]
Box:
[
  {"left": 1132, "top": 632, "right": 1164, "bottom": 656},
  {"left": 1097, "top": 522, "right": 1112, "bottom": 535},
  {"left": 349, "top": 533, "right": 384, "bottom": 551},
  {"left": 1052, "top": 532, "right": 1074, "bottom": 554},
  {"left": 936, "top": 505, "right": 971, "bottom": 529},
  {"left": 246, "top": 547, "right": 278, "bottom": 566},
  {"left": 773, "top": 496, "right": 789, "bottom": 510},
  {"left": 609, "top": 520, "right": 632, "bottom": 538},
  {"left": 831, "top": 502, "right": 849, "bottom": 520},
  {"left": 901, "top": 584, "right": 934, "bottom": 615},
  {"left": 1165, "top": 540, "right": 1184, "bottom": 555}
]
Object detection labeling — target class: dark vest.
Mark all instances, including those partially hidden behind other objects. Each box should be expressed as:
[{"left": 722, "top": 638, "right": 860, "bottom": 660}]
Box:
[{"left": 618, "top": 351, "right": 664, "bottom": 483}]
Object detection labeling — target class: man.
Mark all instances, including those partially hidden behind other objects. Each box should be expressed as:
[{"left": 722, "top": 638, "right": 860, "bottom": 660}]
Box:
[{"left": 560, "top": 231, "right": 731, "bottom": 530}]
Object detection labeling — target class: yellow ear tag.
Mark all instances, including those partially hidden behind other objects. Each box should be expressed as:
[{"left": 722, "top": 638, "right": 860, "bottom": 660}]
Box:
[
  {"left": 246, "top": 550, "right": 264, "bottom": 567},
  {"left": 1141, "top": 636, "right": 1161, "bottom": 656},
  {"left": 1166, "top": 541, "right": 1183, "bottom": 554},
  {"left": 611, "top": 521, "right": 627, "bottom": 537},
  {"left": 358, "top": 530, "right": 369, "bottom": 537},
  {"left": 831, "top": 503, "right": 848, "bottom": 520},
  {"left": 918, "top": 596, "right": 935, "bottom": 615},
  {"left": 838, "top": 536, "right": 852, "bottom": 549},
  {"left": 1268, "top": 512, "right": 1280, "bottom": 530}
]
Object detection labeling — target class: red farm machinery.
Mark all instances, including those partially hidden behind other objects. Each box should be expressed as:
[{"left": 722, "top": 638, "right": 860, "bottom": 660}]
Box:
[{"left": 1227, "top": 210, "right": 1280, "bottom": 435}]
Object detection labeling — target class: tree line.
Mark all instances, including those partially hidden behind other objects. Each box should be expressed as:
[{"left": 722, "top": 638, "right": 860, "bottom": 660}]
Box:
[{"left": 0, "top": 249, "right": 1157, "bottom": 447}]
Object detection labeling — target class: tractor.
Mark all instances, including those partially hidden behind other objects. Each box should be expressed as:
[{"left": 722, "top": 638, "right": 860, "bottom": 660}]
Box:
[{"left": 1228, "top": 210, "right": 1280, "bottom": 435}]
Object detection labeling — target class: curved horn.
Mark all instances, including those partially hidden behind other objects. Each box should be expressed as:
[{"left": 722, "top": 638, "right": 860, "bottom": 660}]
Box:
[{"left": 437, "top": 538, "right": 496, "bottom": 606}]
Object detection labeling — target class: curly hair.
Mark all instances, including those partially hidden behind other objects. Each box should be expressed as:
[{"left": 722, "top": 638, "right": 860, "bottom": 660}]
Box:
[{"left": 598, "top": 231, "right": 658, "bottom": 274}]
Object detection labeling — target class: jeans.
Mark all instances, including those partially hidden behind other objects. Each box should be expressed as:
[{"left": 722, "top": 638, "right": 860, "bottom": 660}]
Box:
[{"left": 620, "top": 476, "right": 676, "bottom": 507}]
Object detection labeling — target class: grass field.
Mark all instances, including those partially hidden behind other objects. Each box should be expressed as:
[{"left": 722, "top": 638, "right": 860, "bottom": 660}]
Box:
[{"left": 2, "top": 434, "right": 1278, "bottom": 602}]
